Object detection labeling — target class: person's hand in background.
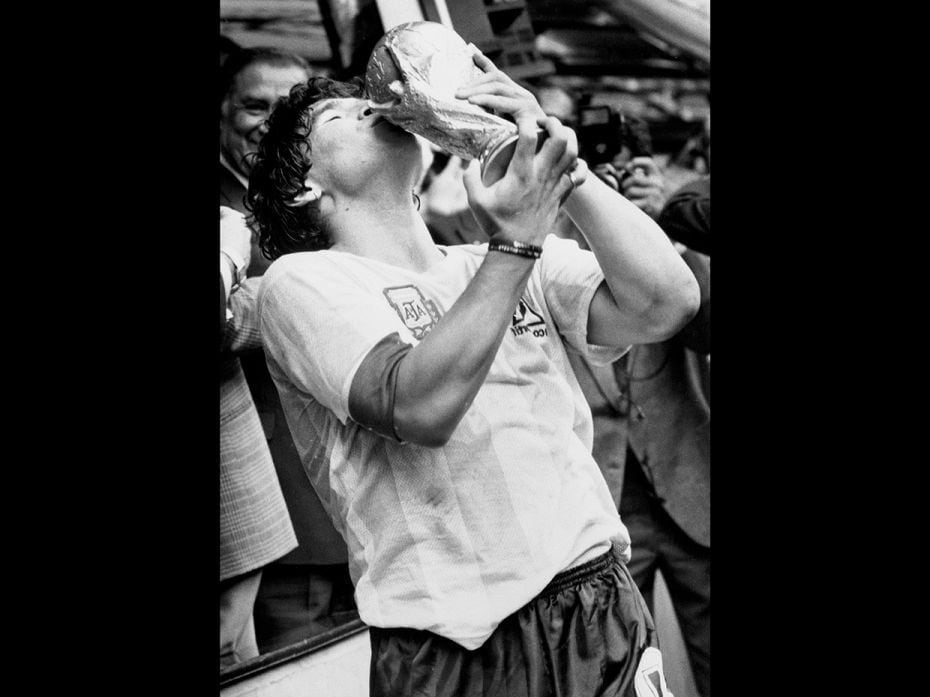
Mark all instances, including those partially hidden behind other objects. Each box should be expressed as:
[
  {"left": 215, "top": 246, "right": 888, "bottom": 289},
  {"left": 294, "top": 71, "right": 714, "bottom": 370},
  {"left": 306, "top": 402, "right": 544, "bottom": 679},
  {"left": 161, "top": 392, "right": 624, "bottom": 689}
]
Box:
[
  {"left": 593, "top": 156, "right": 666, "bottom": 219},
  {"left": 220, "top": 206, "right": 252, "bottom": 295}
]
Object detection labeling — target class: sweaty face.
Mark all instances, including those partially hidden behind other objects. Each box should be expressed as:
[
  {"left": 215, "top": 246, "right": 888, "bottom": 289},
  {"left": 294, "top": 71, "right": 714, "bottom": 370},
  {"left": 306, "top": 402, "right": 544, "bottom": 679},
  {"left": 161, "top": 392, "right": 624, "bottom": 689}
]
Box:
[
  {"left": 304, "top": 97, "right": 420, "bottom": 195},
  {"left": 220, "top": 62, "right": 309, "bottom": 177}
]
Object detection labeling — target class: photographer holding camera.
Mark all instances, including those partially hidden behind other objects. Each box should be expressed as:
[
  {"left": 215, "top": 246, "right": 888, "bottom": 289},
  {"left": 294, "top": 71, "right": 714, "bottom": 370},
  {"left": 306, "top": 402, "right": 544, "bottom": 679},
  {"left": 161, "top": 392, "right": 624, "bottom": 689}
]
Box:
[{"left": 578, "top": 105, "right": 668, "bottom": 220}]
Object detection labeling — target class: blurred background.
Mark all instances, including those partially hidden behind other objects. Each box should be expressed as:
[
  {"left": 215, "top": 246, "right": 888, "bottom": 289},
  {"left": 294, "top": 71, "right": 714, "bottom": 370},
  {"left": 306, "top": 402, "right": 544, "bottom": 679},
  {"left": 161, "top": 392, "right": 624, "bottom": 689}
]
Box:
[{"left": 220, "top": 0, "right": 709, "bottom": 186}]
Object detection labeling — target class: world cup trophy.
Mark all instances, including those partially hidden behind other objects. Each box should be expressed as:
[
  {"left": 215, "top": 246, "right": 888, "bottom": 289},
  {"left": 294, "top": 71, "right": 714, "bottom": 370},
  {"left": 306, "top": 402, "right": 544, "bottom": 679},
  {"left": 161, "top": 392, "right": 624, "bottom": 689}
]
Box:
[{"left": 365, "top": 21, "right": 542, "bottom": 186}]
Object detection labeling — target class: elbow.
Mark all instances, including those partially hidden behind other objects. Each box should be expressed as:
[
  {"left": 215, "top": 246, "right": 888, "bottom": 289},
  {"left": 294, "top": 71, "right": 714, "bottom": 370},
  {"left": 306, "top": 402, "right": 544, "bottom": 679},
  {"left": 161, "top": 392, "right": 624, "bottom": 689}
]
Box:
[
  {"left": 393, "top": 403, "right": 462, "bottom": 448},
  {"left": 408, "top": 430, "right": 455, "bottom": 449},
  {"left": 640, "top": 270, "right": 701, "bottom": 343}
]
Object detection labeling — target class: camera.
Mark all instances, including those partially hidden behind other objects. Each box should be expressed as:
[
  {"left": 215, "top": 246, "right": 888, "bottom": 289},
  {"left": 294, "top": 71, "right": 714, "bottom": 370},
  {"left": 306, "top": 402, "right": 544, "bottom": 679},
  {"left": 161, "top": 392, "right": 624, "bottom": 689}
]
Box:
[{"left": 577, "top": 105, "right": 652, "bottom": 167}]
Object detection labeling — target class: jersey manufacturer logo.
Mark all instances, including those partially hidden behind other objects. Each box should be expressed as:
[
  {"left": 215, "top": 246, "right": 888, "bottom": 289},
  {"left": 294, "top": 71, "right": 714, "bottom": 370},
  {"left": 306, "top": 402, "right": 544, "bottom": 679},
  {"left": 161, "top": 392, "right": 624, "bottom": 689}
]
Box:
[
  {"left": 634, "top": 647, "right": 674, "bottom": 697},
  {"left": 510, "top": 297, "right": 548, "bottom": 339},
  {"left": 383, "top": 285, "right": 442, "bottom": 340}
]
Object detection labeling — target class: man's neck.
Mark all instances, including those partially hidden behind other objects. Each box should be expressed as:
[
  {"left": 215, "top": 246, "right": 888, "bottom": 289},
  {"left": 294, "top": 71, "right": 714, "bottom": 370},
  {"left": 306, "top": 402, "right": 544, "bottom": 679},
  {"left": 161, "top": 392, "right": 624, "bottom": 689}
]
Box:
[{"left": 329, "top": 199, "right": 444, "bottom": 272}]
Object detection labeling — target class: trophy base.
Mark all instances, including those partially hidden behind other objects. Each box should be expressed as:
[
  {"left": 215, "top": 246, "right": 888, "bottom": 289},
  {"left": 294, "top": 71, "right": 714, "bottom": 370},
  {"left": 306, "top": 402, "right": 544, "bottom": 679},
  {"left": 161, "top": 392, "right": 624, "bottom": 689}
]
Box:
[{"left": 480, "top": 128, "right": 547, "bottom": 186}]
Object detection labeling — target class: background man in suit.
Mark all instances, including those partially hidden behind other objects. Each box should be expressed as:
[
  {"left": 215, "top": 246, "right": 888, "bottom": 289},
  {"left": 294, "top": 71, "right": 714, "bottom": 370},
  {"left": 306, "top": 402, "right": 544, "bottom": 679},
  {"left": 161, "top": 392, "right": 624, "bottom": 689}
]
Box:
[
  {"left": 533, "top": 81, "right": 712, "bottom": 694},
  {"left": 567, "top": 247, "right": 710, "bottom": 696},
  {"left": 219, "top": 206, "right": 298, "bottom": 668},
  {"left": 658, "top": 175, "right": 710, "bottom": 256},
  {"left": 220, "top": 46, "right": 313, "bottom": 276},
  {"left": 220, "top": 46, "right": 357, "bottom": 654},
  {"left": 566, "top": 165, "right": 711, "bottom": 696}
]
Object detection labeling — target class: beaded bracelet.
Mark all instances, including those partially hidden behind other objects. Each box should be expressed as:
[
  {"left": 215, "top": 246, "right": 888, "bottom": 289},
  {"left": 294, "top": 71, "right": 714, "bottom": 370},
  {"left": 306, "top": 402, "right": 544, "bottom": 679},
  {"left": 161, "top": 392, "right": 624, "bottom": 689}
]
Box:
[{"left": 487, "top": 239, "right": 543, "bottom": 259}]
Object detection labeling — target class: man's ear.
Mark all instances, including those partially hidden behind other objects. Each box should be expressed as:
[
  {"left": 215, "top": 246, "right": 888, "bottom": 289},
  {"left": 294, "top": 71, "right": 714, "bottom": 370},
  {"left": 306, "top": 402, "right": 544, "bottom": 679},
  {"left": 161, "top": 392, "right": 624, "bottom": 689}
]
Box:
[
  {"left": 288, "top": 187, "right": 320, "bottom": 207},
  {"left": 287, "top": 174, "right": 323, "bottom": 208}
]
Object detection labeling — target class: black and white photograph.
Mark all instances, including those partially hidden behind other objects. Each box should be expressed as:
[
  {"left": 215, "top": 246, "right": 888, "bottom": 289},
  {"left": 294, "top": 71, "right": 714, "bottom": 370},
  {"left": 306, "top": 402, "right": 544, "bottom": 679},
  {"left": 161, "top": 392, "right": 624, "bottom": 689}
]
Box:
[{"left": 218, "top": 1, "right": 710, "bottom": 695}]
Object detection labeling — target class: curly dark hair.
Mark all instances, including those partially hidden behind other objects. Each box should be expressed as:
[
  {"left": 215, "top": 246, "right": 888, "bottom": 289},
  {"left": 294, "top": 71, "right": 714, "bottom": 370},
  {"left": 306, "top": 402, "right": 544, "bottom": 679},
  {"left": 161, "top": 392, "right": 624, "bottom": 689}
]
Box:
[{"left": 245, "top": 77, "right": 365, "bottom": 260}]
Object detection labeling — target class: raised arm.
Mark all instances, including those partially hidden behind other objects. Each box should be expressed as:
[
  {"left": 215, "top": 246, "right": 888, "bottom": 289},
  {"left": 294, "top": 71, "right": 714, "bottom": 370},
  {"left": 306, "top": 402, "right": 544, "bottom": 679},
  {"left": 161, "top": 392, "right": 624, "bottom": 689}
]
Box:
[
  {"left": 384, "top": 110, "right": 577, "bottom": 446},
  {"left": 460, "top": 51, "right": 697, "bottom": 348},
  {"left": 355, "top": 51, "right": 696, "bottom": 447},
  {"left": 672, "top": 248, "right": 710, "bottom": 354},
  {"left": 343, "top": 54, "right": 578, "bottom": 447},
  {"left": 562, "top": 171, "right": 700, "bottom": 347}
]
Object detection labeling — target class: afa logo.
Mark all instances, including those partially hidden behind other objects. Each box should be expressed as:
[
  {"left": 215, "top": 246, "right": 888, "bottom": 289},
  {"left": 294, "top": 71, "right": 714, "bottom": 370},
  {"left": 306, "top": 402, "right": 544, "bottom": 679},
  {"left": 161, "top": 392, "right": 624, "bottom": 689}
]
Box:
[
  {"left": 633, "top": 647, "right": 674, "bottom": 697},
  {"left": 510, "top": 297, "right": 548, "bottom": 338},
  {"left": 383, "top": 285, "right": 442, "bottom": 340}
]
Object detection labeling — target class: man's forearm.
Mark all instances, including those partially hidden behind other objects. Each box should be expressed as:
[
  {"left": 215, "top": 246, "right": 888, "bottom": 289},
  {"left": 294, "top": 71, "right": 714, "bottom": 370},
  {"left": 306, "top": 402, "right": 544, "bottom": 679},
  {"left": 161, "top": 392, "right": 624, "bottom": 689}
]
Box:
[
  {"left": 392, "top": 251, "right": 535, "bottom": 446},
  {"left": 563, "top": 174, "right": 700, "bottom": 346}
]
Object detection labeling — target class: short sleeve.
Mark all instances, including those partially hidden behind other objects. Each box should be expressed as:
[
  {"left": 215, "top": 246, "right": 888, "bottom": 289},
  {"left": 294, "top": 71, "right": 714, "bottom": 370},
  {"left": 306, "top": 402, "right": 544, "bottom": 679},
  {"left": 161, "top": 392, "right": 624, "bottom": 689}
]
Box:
[
  {"left": 257, "top": 254, "right": 404, "bottom": 423},
  {"left": 537, "top": 234, "right": 629, "bottom": 366}
]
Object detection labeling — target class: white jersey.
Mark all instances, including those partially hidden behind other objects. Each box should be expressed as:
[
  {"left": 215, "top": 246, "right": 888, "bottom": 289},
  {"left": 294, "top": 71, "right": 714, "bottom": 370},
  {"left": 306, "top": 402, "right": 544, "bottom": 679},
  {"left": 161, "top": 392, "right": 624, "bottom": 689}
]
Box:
[{"left": 257, "top": 234, "right": 630, "bottom": 649}]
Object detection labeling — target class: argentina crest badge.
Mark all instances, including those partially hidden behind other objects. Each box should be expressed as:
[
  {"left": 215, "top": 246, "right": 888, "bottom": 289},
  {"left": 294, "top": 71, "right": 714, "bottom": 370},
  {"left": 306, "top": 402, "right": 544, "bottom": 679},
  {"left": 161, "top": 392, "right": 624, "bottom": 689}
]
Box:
[{"left": 383, "top": 285, "right": 442, "bottom": 340}]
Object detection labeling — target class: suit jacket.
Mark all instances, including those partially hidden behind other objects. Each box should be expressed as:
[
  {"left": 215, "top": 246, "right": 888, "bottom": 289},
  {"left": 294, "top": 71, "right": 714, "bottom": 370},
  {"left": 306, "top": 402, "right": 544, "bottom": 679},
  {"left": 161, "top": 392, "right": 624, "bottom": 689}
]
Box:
[
  {"left": 219, "top": 161, "right": 246, "bottom": 212},
  {"left": 657, "top": 176, "right": 710, "bottom": 255},
  {"left": 221, "top": 162, "right": 349, "bottom": 566},
  {"left": 568, "top": 250, "right": 710, "bottom": 547},
  {"left": 220, "top": 277, "right": 298, "bottom": 580}
]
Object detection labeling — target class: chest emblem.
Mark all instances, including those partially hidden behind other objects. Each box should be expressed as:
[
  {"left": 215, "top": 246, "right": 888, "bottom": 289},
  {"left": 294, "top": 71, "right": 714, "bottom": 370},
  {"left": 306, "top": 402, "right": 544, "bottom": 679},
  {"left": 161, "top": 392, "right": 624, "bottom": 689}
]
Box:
[
  {"left": 510, "top": 297, "right": 548, "bottom": 338},
  {"left": 383, "top": 285, "right": 442, "bottom": 340}
]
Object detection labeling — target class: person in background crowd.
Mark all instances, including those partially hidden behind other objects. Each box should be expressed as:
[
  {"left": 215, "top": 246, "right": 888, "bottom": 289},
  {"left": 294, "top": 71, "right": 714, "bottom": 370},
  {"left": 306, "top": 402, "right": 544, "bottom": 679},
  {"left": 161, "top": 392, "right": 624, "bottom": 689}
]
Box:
[
  {"left": 657, "top": 175, "right": 710, "bottom": 256},
  {"left": 219, "top": 205, "right": 298, "bottom": 669},
  {"left": 246, "top": 44, "right": 699, "bottom": 696},
  {"left": 219, "top": 46, "right": 357, "bottom": 656},
  {"left": 532, "top": 85, "right": 666, "bottom": 241},
  {"left": 566, "top": 244, "right": 711, "bottom": 697},
  {"left": 553, "top": 96, "right": 712, "bottom": 696},
  {"left": 586, "top": 112, "right": 667, "bottom": 220},
  {"left": 220, "top": 46, "right": 313, "bottom": 276}
]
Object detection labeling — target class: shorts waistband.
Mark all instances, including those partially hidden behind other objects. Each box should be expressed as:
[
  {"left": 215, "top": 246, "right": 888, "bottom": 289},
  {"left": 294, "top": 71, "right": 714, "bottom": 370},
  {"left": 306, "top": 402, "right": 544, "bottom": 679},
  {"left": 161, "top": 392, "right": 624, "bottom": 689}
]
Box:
[{"left": 539, "top": 546, "right": 617, "bottom": 598}]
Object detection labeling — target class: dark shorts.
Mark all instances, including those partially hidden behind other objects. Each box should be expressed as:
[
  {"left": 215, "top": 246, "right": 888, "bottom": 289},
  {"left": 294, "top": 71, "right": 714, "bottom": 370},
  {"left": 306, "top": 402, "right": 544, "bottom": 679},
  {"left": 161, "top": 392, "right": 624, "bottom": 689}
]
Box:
[{"left": 369, "top": 545, "right": 673, "bottom": 697}]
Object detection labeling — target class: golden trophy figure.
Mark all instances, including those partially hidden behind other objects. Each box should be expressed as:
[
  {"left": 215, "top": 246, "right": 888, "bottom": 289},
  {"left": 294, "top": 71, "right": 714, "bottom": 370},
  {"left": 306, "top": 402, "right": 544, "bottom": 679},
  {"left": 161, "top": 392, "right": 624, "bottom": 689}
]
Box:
[{"left": 365, "top": 21, "right": 542, "bottom": 186}]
